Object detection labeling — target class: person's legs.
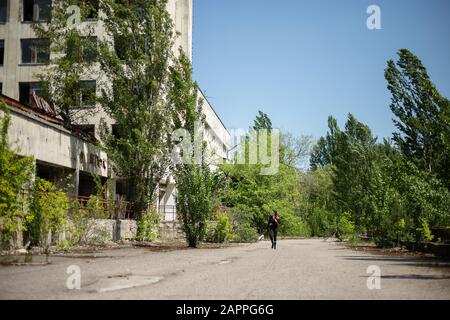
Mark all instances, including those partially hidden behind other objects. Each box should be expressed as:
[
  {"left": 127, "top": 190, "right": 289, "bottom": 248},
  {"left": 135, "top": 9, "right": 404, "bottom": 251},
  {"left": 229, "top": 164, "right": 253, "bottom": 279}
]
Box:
[
  {"left": 273, "top": 229, "right": 278, "bottom": 249},
  {"left": 269, "top": 229, "right": 274, "bottom": 248}
]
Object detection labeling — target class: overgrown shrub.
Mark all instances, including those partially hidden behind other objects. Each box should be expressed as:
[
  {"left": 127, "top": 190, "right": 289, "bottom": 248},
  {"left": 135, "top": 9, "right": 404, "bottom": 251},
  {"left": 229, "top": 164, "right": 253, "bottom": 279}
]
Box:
[
  {"left": 228, "top": 207, "right": 258, "bottom": 242},
  {"left": 66, "top": 200, "right": 91, "bottom": 245},
  {"left": 306, "top": 207, "right": 334, "bottom": 237},
  {"left": 86, "top": 194, "right": 108, "bottom": 219},
  {"left": 206, "top": 211, "right": 236, "bottom": 243},
  {"left": 234, "top": 222, "right": 258, "bottom": 243},
  {"left": 336, "top": 212, "right": 355, "bottom": 241},
  {"left": 28, "top": 178, "right": 69, "bottom": 247},
  {"left": 136, "top": 209, "right": 160, "bottom": 241},
  {"left": 416, "top": 219, "right": 434, "bottom": 242},
  {"left": 0, "top": 102, "right": 35, "bottom": 248},
  {"left": 279, "top": 214, "right": 311, "bottom": 237}
]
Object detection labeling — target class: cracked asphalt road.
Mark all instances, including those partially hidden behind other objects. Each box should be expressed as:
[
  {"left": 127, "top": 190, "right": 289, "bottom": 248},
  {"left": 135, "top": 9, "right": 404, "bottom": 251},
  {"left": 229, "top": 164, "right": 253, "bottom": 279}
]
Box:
[{"left": 1, "top": 239, "right": 449, "bottom": 299}]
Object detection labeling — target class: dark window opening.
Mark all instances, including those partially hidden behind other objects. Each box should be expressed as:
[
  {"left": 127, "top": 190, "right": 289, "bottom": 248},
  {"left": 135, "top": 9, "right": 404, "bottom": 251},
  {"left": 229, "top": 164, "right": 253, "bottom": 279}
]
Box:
[
  {"left": 84, "top": 0, "right": 99, "bottom": 20},
  {"left": 78, "top": 171, "right": 106, "bottom": 198},
  {"left": 112, "top": 124, "right": 124, "bottom": 140},
  {"left": 115, "top": 180, "right": 127, "bottom": 197},
  {"left": 83, "top": 36, "right": 97, "bottom": 62},
  {"left": 74, "top": 124, "right": 95, "bottom": 136},
  {"left": 19, "top": 82, "right": 43, "bottom": 105},
  {"left": 114, "top": 35, "right": 128, "bottom": 60},
  {"left": 66, "top": 36, "right": 97, "bottom": 63},
  {"left": 21, "top": 38, "right": 50, "bottom": 64},
  {"left": 36, "top": 161, "right": 73, "bottom": 190},
  {"left": 79, "top": 80, "right": 96, "bottom": 107},
  {"left": 0, "top": 0, "right": 7, "bottom": 23},
  {"left": 0, "top": 40, "right": 4, "bottom": 65},
  {"left": 23, "top": 0, "right": 51, "bottom": 22}
]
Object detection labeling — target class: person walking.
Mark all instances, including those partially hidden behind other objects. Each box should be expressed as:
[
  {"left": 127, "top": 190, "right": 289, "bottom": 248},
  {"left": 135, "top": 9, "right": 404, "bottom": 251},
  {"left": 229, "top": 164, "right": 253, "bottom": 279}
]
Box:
[{"left": 268, "top": 210, "right": 280, "bottom": 249}]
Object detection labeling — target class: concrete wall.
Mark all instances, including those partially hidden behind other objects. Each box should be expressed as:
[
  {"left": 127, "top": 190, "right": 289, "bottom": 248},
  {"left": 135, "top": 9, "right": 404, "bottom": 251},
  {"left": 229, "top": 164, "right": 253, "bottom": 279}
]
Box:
[
  {"left": 168, "top": 0, "right": 193, "bottom": 60},
  {"left": 200, "top": 90, "right": 231, "bottom": 164},
  {"left": 75, "top": 219, "right": 184, "bottom": 243},
  {"left": 115, "top": 219, "right": 138, "bottom": 241},
  {"left": 159, "top": 221, "right": 185, "bottom": 242},
  {"left": 0, "top": 104, "right": 108, "bottom": 178}
]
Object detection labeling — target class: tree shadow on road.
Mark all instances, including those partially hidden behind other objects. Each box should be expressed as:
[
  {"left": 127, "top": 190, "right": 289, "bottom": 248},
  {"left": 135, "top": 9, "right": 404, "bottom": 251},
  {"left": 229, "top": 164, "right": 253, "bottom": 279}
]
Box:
[
  {"left": 340, "top": 255, "right": 450, "bottom": 264},
  {"left": 379, "top": 274, "right": 450, "bottom": 280}
]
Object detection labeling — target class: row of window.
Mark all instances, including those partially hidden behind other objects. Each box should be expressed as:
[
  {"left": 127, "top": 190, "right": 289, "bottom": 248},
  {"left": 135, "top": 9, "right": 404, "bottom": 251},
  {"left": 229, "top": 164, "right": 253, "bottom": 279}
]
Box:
[
  {"left": 11, "top": 81, "right": 97, "bottom": 108},
  {"left": 0, "top": 37, "right": 97, "bottom": 65},
  {"left": 0, "top": 0, "right": 98, "bottom": 23}
]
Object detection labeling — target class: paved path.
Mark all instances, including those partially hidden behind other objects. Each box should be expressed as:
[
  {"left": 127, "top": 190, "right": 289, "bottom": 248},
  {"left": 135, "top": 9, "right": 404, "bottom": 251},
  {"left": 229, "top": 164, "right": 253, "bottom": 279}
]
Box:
[{"left": 1, "top": 239, "right": 449, "bottom": 299}]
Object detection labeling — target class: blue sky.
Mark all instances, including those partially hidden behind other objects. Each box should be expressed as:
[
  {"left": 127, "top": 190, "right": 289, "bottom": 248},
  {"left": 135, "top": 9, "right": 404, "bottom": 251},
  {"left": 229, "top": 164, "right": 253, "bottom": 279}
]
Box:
[{"left": 192, "top": 0, "right": 450, "bottom": 141}]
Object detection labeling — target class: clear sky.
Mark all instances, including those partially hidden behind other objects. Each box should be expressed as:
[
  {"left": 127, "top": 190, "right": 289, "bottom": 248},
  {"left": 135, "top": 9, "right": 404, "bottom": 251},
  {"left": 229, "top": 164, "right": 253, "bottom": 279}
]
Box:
[{"left": 192, "top": 0, "right": 450, "bottom": 141}]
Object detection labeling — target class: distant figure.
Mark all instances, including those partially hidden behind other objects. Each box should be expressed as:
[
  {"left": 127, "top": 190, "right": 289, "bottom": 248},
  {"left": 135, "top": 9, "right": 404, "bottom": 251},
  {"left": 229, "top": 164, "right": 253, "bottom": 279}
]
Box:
[{"left": 267, "top": 210, "right": 280, "bottom": 249}]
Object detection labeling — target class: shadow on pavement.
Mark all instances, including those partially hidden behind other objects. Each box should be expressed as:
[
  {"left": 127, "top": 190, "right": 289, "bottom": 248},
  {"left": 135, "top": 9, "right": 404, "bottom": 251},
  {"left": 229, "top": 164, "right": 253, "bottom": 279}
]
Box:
[
  {"left": 340, "top": 255, "right": 450, "bottom": 264},
  {"left": 380, "top": 274, "right": 450, "bottom": 280}
]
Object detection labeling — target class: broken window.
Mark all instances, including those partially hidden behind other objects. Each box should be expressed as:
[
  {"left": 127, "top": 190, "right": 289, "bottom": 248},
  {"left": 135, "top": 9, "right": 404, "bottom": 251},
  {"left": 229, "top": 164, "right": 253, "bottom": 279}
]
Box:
[
  {"left": 23, "top": 0, "right": 51, "bottom": 22},
  {"left": 0, "top": 0, "right": 7, "bottom": 23},
  {"left": 0, "top": 40, "right": 4, "bottom": 65},
  {"left": 66, "top": 36, "right": 97, "bottom": 62},
  {"left": 83, "top": 36, "right": 97, "bottom": 61},
  {"left": 78, "top": 80, "right": 96, "bottom": 108},
  {"left": 19, "top": 82, "right": 43, "bottom": 105},
  {"left": 74, "top": 124, "right": 95, "bottom": 136},
  {"left": 21, "top": 38, "right": 50, "bottom": 64}
]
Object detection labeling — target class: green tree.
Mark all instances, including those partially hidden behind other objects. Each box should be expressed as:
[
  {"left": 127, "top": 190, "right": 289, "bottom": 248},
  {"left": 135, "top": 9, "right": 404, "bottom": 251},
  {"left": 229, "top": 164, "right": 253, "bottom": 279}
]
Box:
[
  {"left": 169, "top": 51, "right": 221, "bottom": 248},
  {"left": 28, "top": 178, "right": 69, "bottom": 247},
  {"left": 310, "top": 116, "right": 340, "bottom": 170},
  {"left": 0, "top": 102, "right": 35, "bottom": 247},
  {"left": 221, "top": 112, "right": 311, "bottom": 238},
  {"left": 97, "top": 0, "right": 176, "bottom": 218},
  {"left": 312, "top": 112, "right": 450, "bottom": 246},
  {"left": 385, "top": 49, "right": 450, "bottom": 188},
  {"left": 331, "top": 114, "right": 378, "bottom": 228},
  {"left": 280, "top": 132, "right": 312, "bottom": 169},
  {"left": 301, "top": 166, "right": 336, "bottom": 237},
  {"left": 253, "top": 111, "right": 273, "bottom": 131},
  {"left": 32, "top": 0, "right": 99, "bottom": 126}
]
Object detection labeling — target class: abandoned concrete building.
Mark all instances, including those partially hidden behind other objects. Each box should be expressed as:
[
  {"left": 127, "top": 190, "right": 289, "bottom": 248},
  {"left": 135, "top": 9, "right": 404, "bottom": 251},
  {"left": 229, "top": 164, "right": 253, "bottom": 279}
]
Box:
[
  {"left": 0, "top": 0, "right": 231, "bottom": 221},
  {"left": 0, "top": 93, "right": 116, "bottom": 209}
]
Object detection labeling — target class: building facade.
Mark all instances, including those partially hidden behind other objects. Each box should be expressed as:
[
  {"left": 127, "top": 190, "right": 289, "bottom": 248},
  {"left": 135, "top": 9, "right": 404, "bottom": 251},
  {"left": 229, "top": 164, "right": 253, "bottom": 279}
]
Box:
[{"left": 0, "top": 0, "right": 230, "bottom": 220}]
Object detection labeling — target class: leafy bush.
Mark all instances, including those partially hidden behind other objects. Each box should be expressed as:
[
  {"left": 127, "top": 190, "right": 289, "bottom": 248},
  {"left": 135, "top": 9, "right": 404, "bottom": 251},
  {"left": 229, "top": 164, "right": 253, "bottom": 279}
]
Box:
[
  {"left": 136, "top": 209, "right": 160, "bottom": 241},
  {"left": 336, "top": 212, "right": 355, "bottom": 241},
  {"left": 206, "top": 211, "right": 236, "bottom": 243},
  {"left": 0, "top": 102, "right": 35, "bottom": 248},
  {"left": 227, "top": 207, "right": 258, "bottom": 242},
  {"left": 66, "top": 200, "right": 91, "bottom": 245},
  {"left": 416, "top": 219, "right": 434, "bottom": 242},
  {"left": 175, "top": 164, "right": 220, "bottom": 247},
  {"left": 28, "top": 178, "right": 69, "bottom": 247},
  {"left": 85, "top": 194, "right": 108, "bottom": 219},
  {"left": 234, "top": 222, "right": 258, "bottom": 243},
  {"left": 279, "top": 214, "right": 311, "bottom": 237}
]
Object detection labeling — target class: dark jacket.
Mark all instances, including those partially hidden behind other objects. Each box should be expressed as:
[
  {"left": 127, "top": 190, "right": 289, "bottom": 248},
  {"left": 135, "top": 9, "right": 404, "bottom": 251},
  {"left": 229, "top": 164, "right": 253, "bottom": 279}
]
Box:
[{"left": 268, "top": 215, "right": 280, "bottom": 230}]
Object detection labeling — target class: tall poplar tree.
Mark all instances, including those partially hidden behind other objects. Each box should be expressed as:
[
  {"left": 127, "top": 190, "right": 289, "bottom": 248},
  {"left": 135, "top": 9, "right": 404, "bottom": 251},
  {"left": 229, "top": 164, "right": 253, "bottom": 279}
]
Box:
[
  {"left": 97, "top": 0, "right": 175, "bottom": 217},
  {"left": 385, "top": 49, "right": 450, "bottom": 187},
  {"left": 168, "top": 51, "right": 221, "bottom": 248}
]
